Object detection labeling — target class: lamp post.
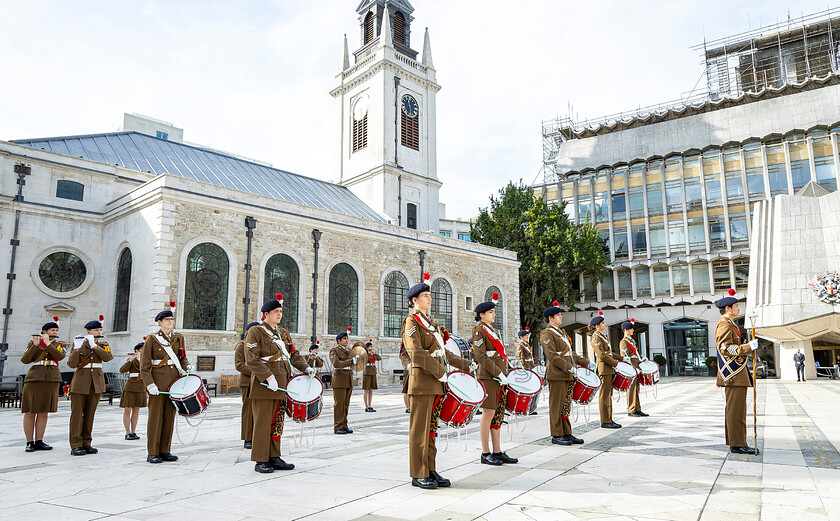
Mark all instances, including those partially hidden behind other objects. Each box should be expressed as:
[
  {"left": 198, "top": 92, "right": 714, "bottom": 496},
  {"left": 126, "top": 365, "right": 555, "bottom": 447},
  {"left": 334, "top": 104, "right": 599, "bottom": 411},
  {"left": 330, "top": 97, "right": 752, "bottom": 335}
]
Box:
[
  {"left": 418, "top": 249, "right": 426, "bottom": 281},
  {"left": 241, "top": 216, "right": 257, "bottom": 340},
  {"left": 310, "top": 229, "right": 322, "bottom": 345}
]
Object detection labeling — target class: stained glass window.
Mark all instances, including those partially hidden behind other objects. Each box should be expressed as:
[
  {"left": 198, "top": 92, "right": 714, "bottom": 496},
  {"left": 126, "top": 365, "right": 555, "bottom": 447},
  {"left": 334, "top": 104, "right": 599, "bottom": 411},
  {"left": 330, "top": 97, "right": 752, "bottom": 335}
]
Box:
[
  {"left": 383, "top": 271, "right": 408, "bottom": 337},
  {"left": 263, "top": 253, "right": 300, "bottom": 333},
  {"left": 484, "top": 286, "right": 503, "bottom": 340},
  {"left": 113, "top": 248, "right": 132, "bottom": 331},
  {"left": 38, "top": 252, "right": 86, "bottom": 293},
  {"left": 183, "top": 243, "right": 229, "bottom": 330},
  {"left": 328, "top": 263, "right": 358, "bottom": 334}
]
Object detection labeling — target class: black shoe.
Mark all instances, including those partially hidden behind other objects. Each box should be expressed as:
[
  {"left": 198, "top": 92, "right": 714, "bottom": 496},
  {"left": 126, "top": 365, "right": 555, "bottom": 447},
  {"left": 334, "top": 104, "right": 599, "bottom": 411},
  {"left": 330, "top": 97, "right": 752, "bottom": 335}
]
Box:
[
  {"left": 334, "top": 428, "right": 348, "bottom": 435},
  {"left": 601, "top": 422, "right": 622, "bottom": 429},
  {"left": 147, "top": 454, "right": 163, "bottom": 464},
  {"left": 71, "top": 447, "right": 86, "bottom": 456},
  {"left": 480, "top": 453, "right": 503, "bottom": 466},
  {"left": 254, "top": 462, "right": 274, "bottom": 473},
  {"left": 25, "top": 442, "right": 35, "bottom": 453},
  {"left": 628, "top": 412, "right": 644, "bottom": 417},
  {"left": 345, "top": 428, "right": 353, "bottom": 434},
  {"left": 125, "top": 434, "right": 133, "bottom": 441},
  {"left": 411, "top": 477, "right": 438, "bottom": 489},
  {"left": 244, "top": 441, "right": 252, "bottom": 449},
  {"left": 529, "top": 411, "right": 538, "bottom": 415},
  {"left": 268, "top": 457, "right": 294, "bottom": 470},
  {"left": 82, "top": 445, "right": 98, "bottom": 454},
  {"left": 369, "top": 408, "right": 376, "bottom": 413},
  {"left": 131, "top": 433, "right": 141, "bottom": 440},
  {"left": 34, "top": 440, "right": 52, "bottom": 450},
  {"left": 405, "top": 408, "right": 410, "bottom": 413},
  {"left": 551, "top": 436, "right": 572, "bottom": 445},
  {"left": 730, "top": 446, "right": 759, "bottom": 455},
  {"left": 429, "top": 470, "right": 450, "bottom": 487},
  {"left": 476, "top": 409, "right": 482, "bottom": 415},
  {"left": 637, "top": 412, "right": 649, "bottom": 417},
  {"left": 566, "top": 435, "right": 584, "bottom": 445},
  {"left": 493, "top": 452, "right": 518, "bottom": 464},
  {"left": 160, "top": 453, "right": 178, "bottom": 462}
]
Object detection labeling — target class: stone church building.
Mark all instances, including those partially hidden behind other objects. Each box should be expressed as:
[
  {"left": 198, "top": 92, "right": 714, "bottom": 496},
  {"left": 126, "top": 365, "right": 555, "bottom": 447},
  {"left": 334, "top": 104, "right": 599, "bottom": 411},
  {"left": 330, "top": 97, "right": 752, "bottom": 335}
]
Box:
[{"left": 0, "top": 0, "right": 520, "bottom": 381}]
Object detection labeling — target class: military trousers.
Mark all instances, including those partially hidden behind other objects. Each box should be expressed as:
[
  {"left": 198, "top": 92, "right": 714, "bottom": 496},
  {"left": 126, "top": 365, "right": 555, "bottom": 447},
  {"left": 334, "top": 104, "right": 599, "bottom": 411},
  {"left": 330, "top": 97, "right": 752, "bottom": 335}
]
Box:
[
  {"left": 147, "top": 394, "right": 176, "bottom": 455},
  {"left": 724, "top": 386, "right": 748, "bottom": 447},
  {"left": 333, "top": 387, "right": 352, "bottom": 430},
  {"left": 69, "top": 392, "right": 100, "bottom": 448},
  {"left": 548, "top": 380, "right": 573, "bottom": 436},
  {"left": 240, "top": 383, "right": 253, "bottom": 441}
]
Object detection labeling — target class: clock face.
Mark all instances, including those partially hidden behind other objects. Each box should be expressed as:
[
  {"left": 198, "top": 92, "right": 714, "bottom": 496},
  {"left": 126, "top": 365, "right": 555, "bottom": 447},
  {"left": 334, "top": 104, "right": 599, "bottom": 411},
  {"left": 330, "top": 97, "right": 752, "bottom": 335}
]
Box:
[
  {"left": 401, "top": 94, "right": 419, "bottom": 118},
  {"left": 353, "top": 94, "right": 369, "bottom": 121}
]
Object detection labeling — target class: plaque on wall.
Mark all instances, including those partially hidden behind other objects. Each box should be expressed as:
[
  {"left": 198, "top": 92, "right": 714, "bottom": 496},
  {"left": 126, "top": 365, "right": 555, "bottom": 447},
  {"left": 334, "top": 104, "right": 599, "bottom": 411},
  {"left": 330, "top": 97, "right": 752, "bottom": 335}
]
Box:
[{"left": 196, "top": 356, "right": 216, "bottom": 372}]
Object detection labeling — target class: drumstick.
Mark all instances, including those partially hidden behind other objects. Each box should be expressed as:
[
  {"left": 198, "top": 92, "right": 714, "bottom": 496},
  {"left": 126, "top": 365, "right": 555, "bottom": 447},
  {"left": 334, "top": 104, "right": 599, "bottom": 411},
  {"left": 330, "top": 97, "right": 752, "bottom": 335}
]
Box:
[
  {"left": 259, "top": 382, "right": 300, "bottom": 395},
  {"left": 494, "top": 377, "right": 529, "bottom": 392},
  {"left": 447, "top": 381, "right": 467, "bottom": 397}
]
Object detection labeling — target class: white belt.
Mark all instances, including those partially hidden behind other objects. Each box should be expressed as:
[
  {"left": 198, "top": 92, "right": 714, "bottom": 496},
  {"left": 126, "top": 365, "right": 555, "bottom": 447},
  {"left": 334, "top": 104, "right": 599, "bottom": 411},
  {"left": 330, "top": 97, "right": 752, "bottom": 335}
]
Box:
[
  {"left": 39, "top": 360, "right": 58, "bottom": 366},
  {"left": 129, "top": 372, "right": 140, "bottom": 377},
  {"left": 153, "top": 359, "right": 176, "bottom": 366},
  {"left": 80, "top": 363, "right": 102, "bottom": 369},
  {"left": 366, "top": 363, "right": 376, "bottom": 366},
  {"left": 261, "top": 355, "right": 287, "bottom": 361}
]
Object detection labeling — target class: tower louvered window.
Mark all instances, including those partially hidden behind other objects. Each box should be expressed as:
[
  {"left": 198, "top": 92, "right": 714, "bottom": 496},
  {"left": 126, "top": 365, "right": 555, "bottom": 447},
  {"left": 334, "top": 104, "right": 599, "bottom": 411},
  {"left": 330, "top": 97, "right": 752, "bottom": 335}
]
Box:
[
  {"left": 364, "top": 12, "right": 374, "bottom": 43},
  {"left": 393, "top": 12, "right": 405, "bottom": 45},
  {"left": 401, "top": 112, "right": 419, "bottom": 150},
  {"left": 352, "top": 114, "right": 367, "bottom": 152}
]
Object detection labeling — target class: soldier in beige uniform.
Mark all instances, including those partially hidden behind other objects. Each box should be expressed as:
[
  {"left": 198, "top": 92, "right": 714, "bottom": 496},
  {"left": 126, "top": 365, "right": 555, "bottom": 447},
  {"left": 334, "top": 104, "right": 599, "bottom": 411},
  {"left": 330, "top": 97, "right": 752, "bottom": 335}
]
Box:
[
  {"left": 362, "top": 340, "right": 382, "bottom": 412},
  {"left": 472, "top": 293, "right": 518, "bottom": 466},
  {"left": 21, "top": 318, "right": 65, "bottom": 452},
  {"left": 400, "top": 343, "right": 411, "bottom": 413},
  {"left": 403, "top": 273, "right": 476, "bottom": 489},
  {"left": 119, "top": 342, "right": 147, "bottom": 441},
  {"left": 715, "top": 290, "right": 759, "bottom": 455},
  {"left": 540, "top": 302, "right": 591, "bottom": 445},
  {"left": 305, "top": 342, "right": 325, "bottom": 372},
  {"left": 245, "top": 294, "right": 314, "bottom": 473},
  {"left": 141, "top": 305, "right": 191, "bottom": 463},
  {"left": 515, "top": 327, "right": 534, "bottom": 370},
  {"left": 67, "top": 317, "right": 113, "bottom": 455},
  {"left": 589, "top": 312, "right": 622, "bottom": 429},
  {"left": 330, "top": 329, "right": 358, "bottom": 434},
  {"left": 235, "top": 321, "right": 260, "bottom": 449},
  {"left": 619, "top": 320, "right": 648, "bottom": 417}
]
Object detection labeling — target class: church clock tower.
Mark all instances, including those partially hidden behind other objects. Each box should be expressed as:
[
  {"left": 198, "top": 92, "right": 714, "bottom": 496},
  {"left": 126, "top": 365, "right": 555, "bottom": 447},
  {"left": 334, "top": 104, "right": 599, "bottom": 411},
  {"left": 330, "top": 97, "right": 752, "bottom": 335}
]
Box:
[{"left": 331, "top": 0, "right": 441, "bottom": 232}]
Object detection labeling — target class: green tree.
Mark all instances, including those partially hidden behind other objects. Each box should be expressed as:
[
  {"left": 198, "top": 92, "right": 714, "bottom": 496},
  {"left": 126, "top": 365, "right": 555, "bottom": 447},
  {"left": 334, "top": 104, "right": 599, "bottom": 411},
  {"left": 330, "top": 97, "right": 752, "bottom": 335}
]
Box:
[{"left": 471, "top": 181, "right": 610, "bottom": 340}]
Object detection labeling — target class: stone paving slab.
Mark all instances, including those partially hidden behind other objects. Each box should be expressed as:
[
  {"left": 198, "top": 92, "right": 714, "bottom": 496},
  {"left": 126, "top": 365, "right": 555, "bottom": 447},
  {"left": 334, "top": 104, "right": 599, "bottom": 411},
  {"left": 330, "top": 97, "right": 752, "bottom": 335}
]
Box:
[{"left": 1, "top": 378, "right": 839, "bottom": 520}]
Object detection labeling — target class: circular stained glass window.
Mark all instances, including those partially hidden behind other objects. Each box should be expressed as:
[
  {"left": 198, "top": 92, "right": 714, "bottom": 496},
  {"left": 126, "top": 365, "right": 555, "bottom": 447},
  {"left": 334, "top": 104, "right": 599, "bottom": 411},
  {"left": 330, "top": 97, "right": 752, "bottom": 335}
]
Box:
[{"left": 38, "top": 252, "right": 87, "bottom": 292}]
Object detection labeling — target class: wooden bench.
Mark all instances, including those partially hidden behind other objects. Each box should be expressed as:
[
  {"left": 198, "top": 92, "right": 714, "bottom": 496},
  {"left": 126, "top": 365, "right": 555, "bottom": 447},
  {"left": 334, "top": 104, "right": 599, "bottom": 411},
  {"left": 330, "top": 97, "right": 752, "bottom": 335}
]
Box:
[
  {"left": 202, "top": 379, "right": 218, "bottom": 397},
  {"left": 220, "top": 374, "right": 239, "bottom": 394}
]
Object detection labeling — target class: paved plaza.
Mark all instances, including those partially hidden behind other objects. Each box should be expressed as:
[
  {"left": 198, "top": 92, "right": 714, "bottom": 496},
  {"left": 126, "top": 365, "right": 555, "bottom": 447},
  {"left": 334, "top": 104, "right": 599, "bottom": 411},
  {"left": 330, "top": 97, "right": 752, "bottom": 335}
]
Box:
[{"left": 1, "top": 377, "right": 839, "bottom": 520}]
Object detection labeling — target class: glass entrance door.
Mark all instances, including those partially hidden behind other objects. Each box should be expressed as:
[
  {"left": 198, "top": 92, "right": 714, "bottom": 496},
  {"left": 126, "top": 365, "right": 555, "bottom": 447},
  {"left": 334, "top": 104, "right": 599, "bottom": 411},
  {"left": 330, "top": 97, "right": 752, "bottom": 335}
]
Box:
[{"left": 664, "top": 318, "right": 710, "bottom": 376}]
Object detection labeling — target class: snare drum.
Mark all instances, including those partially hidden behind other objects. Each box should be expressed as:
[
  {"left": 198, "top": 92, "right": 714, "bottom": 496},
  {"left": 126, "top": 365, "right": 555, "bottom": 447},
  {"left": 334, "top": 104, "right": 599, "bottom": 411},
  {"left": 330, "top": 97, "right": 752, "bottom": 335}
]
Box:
[
  {"left": 533, "top": 365, "right": 547, "bottom": 385},
  {"left": 439, "top": 371, "right": 486, "bottom": 428},
  {"left": 572, "top": 366, "right": 601, "bottom": 405},
  {"left": 285, "top": 374, "right": 324, "bottom": 423},
  {"left": 612, "top": 361, "right": 638, "bottom": 391},
  {"left": 168, "top": 374, "right": 211, "bottom": 417},
  {"left": 638, "top": 360, "right": 660, "bottom": 386},
  {"left": 505, "top": 368, "right": 543, "bottom": 415}
]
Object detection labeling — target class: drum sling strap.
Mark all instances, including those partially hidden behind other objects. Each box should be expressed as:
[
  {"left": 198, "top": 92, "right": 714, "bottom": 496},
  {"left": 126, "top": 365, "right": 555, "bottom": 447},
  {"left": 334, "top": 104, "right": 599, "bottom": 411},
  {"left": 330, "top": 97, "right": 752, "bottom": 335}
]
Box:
[{"left": 154, "top": 334, "right": 186, "bottom": 375}]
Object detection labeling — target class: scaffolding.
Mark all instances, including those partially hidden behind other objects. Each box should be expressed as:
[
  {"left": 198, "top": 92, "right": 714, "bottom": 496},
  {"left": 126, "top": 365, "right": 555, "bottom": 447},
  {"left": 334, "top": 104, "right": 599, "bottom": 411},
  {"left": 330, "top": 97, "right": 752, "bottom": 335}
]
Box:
[{"left": 542, "top": 7, "right": 840, "bottom": 184}]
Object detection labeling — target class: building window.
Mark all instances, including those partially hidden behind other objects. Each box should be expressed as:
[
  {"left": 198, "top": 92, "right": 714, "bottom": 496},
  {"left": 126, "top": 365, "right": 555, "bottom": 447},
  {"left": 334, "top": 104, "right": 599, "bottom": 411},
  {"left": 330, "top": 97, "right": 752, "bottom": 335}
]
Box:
[
  {"left": 56, "top": 180, "right": 84, "bottom": 201},
  {"left": 598, "top": 229, "right": 610, "bottom": 257},
  {"left": 628, "top": 185, "right": 645, "bottom": 218},
  {"left": 393, "top": 11, "right": 406, "bottom": 45},
  {"left": 432, "top": 279, "right": 454, "bottom": 332},
  {"left": 684, "top": 176, "right": 702, "bottom": 209},
  {"left": 457, "top": 233, "right": 471, "bottom": 242},
  {"left": 583, "top": 276, "right": 597, "bottom": 301},
  {"left": 692, "top": 261, "right": 711, "bottom": 293},
  {"left": 600, "top": 273, "right": 615, "bottom": 301},
  {"left": 705, "top": 173, "right": 722, "bottom": 206},
  {"left": 815, "top": 156, "right": 836, "bottom": 192},
  {"left": 725, "top": 171, "right": 744, "bottom": 202},
  {"left": 38, "top": 251, "right": 87, "bottom": 293},
  {"left": 635, "top": 267, "right": 651, "bottom": 298},
  {"left": 767, "top": 162, "right": 788, "bottom": 196},
  {"left": 733, "top": 257, "right": 749, "bottom": 291},
  {"left": 484, "top": 286, "right": 503, "bottom": 339},
  {"left": 184, "top": 243, "right": 229, "bottom": 330},
  {"left": 328, "top": 263, "right": 359, "bottom": 335},
  {"left": 617, "top": 268, "right": 632, "bottom": 298},
  {"left": 593, "top": 192, "right": 609, "bottom": 223},
  {"left": 401, "top": 99, "right": 420, "bottom": 150},
  {"left": 649, "top": 223, "right": 666, "bottom": 256},
  {"left": 352, "top": 114, "right": 367, "bottom": 152},
  {"left": 665, "top": 180, "right": 682, "bottom": 212},
  {"left": 263, "top": 253, "right": 300, "bottom": 333},
  {"left": 708, "top": 216, "right": 726, "bottom": 249},
  {"left": 439, "top": 231, "right": 451, "bottom": 237},
  {"left": 790, "top": 159, "right": 811, "bottom": 192},
  {"left": 364, "top": 12, "right": 374, "bottom": 43},
  {"left": 113, "top": 248, "right": 131, "bottom": 331},
  {"left": 672, "top": 262, "right": 689, "bottom": 295},
  {"left": 746, "top": 165, "right": 765, "bottom": 199},
  {"left": 646, "top": 182, "right": 663, "bottom": 215},
  {"left": 611, "top": 189, "right": 626, "bottom": 221},
  {"left": 729, "top": 213, "right": 749, "bottom": 248},
  {"left": 406, "top": 203, "right": 417, "bottom": 229},
  {"left": 687, "top": 218, "right": 705, "bottom": 252},
  {"left": 578, "top": 196, "right": 592, "bottom": 222},
  {"left": 383, "top": 271, "right": 408, "bottom": 337},
  {"left": 613, "top": 227, "right": 628, "bottom": 260},
  {"left": 632, "top": 225, "right": 647, "bottom": 256},
  {"left": 668, "top": 219, "right": 685, "bottom": 252},
  {"left": 653, "top": 265, "right": 670, "bottom": 297},
  {"left": 156, "top": 131, "right": 168, "bottom": 140},
  {"left": 712, "top": 260, "right": 731, "bottom": 292}
]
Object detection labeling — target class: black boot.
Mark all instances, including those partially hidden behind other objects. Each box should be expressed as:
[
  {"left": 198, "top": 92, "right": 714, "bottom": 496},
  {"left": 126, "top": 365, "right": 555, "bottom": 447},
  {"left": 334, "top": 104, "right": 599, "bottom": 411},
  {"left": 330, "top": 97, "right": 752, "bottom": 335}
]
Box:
[
  {"left": 411, "top": 477, "right": 438, "bottom": 489},
  {"left": 70, "top": 447, "right": 86, "bottom": 456},
  {"left": 551, "top": 436, "right": 572, "bottom": 445},
  {"left": 82, "top": 445, "right": 98, "bottom": 454},
  {"left": 147, "top": 454, "right": 163, "bottom": 464},
  {"left": 269, "top": 457, "right": 295, "bottom": 470},
  {"left": 254, "top": 462, "right": 274, "bottom": 473},
  {"left": 25, "top": 442, "right": 36, "bottom": 453},
  {"left": 34, "top": 440, "right": 52, "bottom": 450},
  {"left": 244, "top": 440, "right": 252, "bottom": 449},
  {"left": 566, "top": 435, "right": 584, "bottom": 445},
  {"left": 160, "top": 453, "right": 178, "bottom": 462},
  {"left": 601, "top": 422, "right": 622, "bottom": 429},
  {"left": 429, "top": 470, "right": 450, "bottom": 487},
  {"left": 730, "top": 446, "right": 759, "bottom": 455},
  {"left": 480, "top": 453, "right": 502, "bottom": 466}
]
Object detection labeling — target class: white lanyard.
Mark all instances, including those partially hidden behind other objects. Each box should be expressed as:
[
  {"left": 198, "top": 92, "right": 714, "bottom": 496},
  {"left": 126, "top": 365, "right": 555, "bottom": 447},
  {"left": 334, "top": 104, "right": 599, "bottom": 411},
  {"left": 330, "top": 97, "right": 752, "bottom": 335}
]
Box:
[
  {"left": 414, "top": 314, "right": 446, "bottom": 351},
  {"left": 155, "top": 333, "right": 186, "bottom": 375},
  {"left": 260, "top": 325, "right": 290, "bottom": 359}
]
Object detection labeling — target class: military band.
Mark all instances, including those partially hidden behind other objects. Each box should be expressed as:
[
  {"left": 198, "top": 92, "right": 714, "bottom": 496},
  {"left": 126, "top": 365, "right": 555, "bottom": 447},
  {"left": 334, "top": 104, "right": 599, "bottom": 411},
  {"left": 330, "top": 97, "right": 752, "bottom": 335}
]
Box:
[
  {"left": 119, "top": 342, "right": 147, "bottom": 440},
  {"left": 362, "top": 339, "right": 381, "bottom": 412},
  {"left": 330, "top": 330, "right": 356, "bottom": 434},
  {"left": 21, "top": 318, "right": 65, "bottom": 452},
  {"left": 67, "top": 316, "right": 113, "bottom": 455},
  {"left": 235, "top": 321, "right": 259, "bottom": 449}
]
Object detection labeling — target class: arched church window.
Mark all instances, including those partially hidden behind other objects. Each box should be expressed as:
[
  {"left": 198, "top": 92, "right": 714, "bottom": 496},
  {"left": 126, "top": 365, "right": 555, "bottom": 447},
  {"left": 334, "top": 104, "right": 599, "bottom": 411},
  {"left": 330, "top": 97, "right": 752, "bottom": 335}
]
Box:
[
  {"left": 328, "top": 263, "right": 359, "bottom": 334},
  {"left": 113, "top": 248, "right": 132, "bottom": 331},
  {"left": 352, "top": 95, "right": 368, "bottom": 153},
  {"left": 184, "top": 243, "right": 229, "bottom": 330},
  {"left": 393, "top": 12, "right": 406, "bottom": 45},
  {"left": 263, "top": 253, "right": 300, "bottom": 333},
  {"left": 364, "top": 12, "right": 374, "bottom": 44},
  {"left": 400, "top": 94, "right": 420, "bottom": 150},
  {"left": 484, "top": 286, "right": 504, "bottom": 340},
  {"left": 383, "top": 271, "right": 408, "bottom": 337},
  {"left": 431, "top": 278, "right": 453, "bottom": 332}
]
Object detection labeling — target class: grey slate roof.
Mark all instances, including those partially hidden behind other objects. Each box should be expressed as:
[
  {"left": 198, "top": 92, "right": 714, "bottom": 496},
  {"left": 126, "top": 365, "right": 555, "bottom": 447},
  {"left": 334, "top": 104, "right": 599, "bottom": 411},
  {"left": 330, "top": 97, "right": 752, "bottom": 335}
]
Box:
[{"left": 11, "top": 131, "right": 386, "bottom": 222}]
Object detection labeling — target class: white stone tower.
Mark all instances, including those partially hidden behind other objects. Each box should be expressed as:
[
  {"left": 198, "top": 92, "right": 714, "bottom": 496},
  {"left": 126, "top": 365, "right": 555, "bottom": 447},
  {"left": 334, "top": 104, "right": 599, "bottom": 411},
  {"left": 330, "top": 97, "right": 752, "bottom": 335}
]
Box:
[{"left": 330, "top": 0, "right": 441, "bottom": 232}]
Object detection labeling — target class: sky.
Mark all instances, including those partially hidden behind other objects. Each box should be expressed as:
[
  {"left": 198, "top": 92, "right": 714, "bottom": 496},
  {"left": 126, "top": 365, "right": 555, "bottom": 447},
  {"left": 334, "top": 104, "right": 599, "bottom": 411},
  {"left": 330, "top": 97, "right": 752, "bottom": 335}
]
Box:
[{"left": 0, "top": 0, "right": 833, "bottom": 219}]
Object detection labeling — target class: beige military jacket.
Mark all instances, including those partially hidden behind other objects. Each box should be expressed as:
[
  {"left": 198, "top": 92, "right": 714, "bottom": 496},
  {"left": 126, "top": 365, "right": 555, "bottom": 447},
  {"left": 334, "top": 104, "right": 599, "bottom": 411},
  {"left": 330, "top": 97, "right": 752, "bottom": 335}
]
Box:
[
  {"left": 619, "top": 336, "right": 641, "bottom": 370},
  {"left": 541, "top": 326, "right": 589, "bottom": 381},
  {"left": 330, "top": 344, "right": 355, "bottom": 389},
  {"left": 21, "top": 339, "right": 66, "bottom": 382},
  {"left": 68, "top": 337, "right": 114, "bottom": 394},
  {"left": 140, "top": 330, "right": 189, "bottom": 390},
  {"left": 234, "top": 340, "right": 252, "bottom": 387},
  {"left": 119, "top": 357, "right": 145, "bottom": 393},
  {"left": 245, "top": 322, "right": 309, "bottom": 400},
  {"left": 516, "top": 340, "right": 535, "bottom": 370},
  {"left": 471, "top": 323, "right": 507, "bottom": 380},
  {"left": 715, "top": 317, "right": 753, "bottom": 388},
  {"left": 591, "top": 330, "right": 620, "bottom": 376}
]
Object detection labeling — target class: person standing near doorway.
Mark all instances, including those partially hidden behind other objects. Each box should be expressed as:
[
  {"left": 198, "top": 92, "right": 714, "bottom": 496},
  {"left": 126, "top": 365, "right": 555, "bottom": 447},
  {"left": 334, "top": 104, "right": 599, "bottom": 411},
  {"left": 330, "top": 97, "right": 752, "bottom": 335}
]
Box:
[{"left": 793, "top": 349, "right": 805, "bottom": 382}]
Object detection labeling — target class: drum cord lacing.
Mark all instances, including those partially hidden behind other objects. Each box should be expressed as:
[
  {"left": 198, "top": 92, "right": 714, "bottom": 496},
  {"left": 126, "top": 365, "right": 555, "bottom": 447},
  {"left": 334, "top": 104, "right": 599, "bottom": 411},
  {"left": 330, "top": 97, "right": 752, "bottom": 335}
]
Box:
[{"left": 175, "top": 408, "right": 207, "bottom": 445}]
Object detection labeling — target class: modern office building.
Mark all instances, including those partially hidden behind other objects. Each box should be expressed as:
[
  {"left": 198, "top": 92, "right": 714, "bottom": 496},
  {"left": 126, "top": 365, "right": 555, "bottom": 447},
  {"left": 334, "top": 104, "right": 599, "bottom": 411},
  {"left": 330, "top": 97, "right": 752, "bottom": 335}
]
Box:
[{"left": 535, "top": 8, "right": 840, "bottom": 376}]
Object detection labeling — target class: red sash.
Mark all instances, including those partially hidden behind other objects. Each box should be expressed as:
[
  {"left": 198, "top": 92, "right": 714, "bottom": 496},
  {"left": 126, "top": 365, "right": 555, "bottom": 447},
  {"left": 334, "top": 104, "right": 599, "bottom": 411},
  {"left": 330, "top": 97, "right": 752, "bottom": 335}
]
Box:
[{"left": 483, "top": 325, "right": 507, "bottom": 364}]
